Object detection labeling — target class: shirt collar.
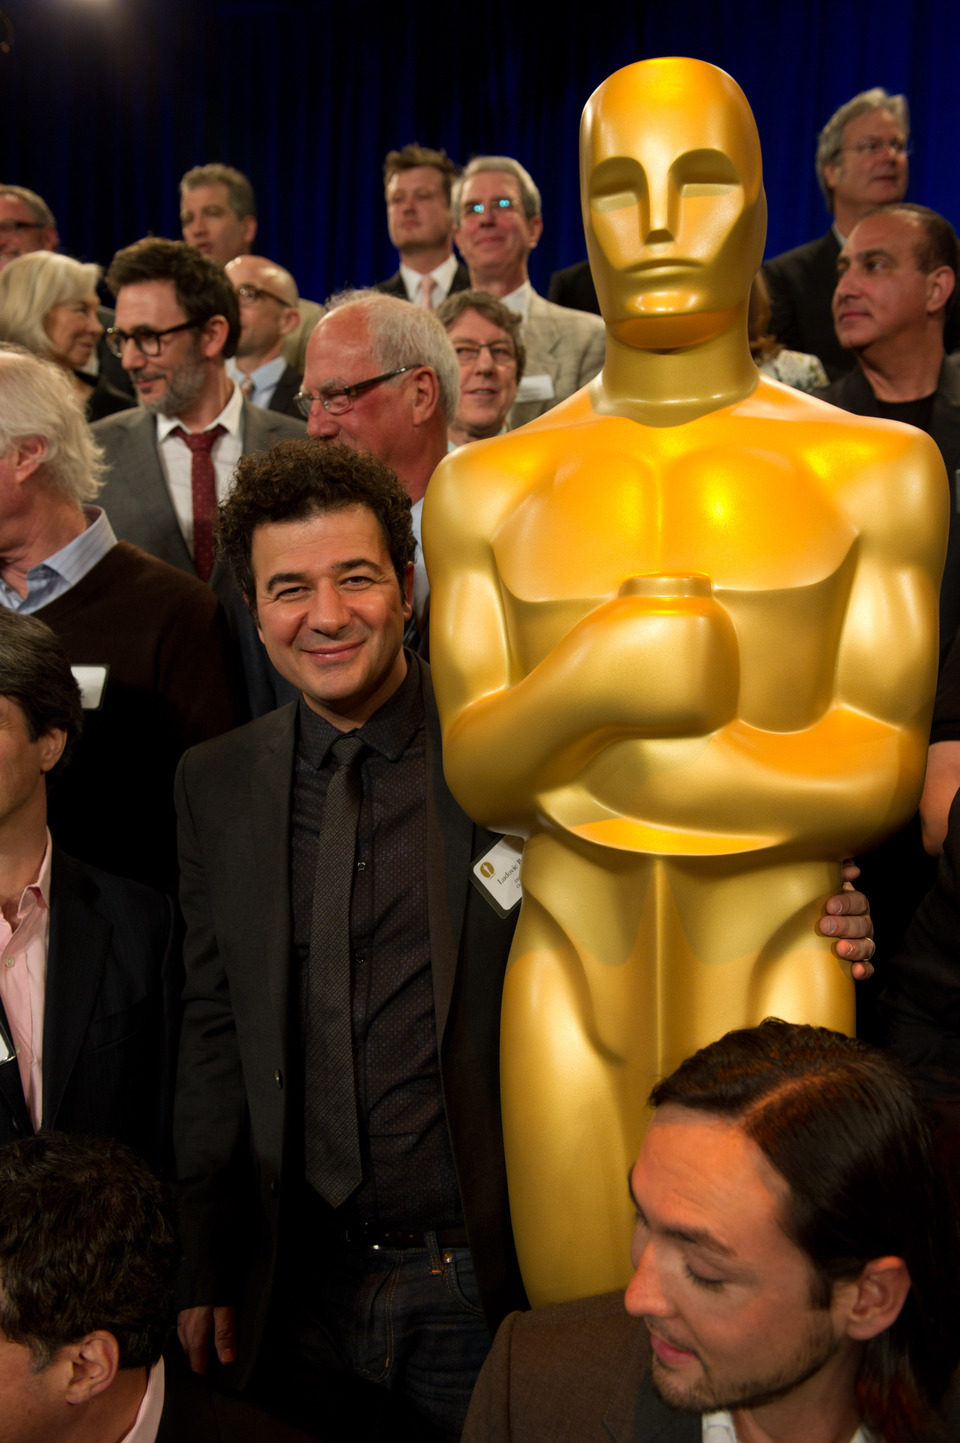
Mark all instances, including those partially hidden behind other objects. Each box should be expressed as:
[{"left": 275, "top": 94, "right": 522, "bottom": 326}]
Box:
[
  {"left": 34, "top": 506, "right": 116, "bottom": 586},
  {"left": 400, "top": 253, "right": 459, "bottom": 301},
  {"left": 120, "top": 1358, "right": 165, "bottom": 1443},
  {"left": 226, "top": 354, "right": 287, "bottom": 391},
  {"left": 296, "top": 651, "right": 423, "bottom": 769},
  {"left": 14, "top": 829, "right": 52, "bottom": 923},
  {"left": 156, "top": 378, "right": 244, "bottom": 442},
  {"left": 701, "top": 1413, "right": 877, "bottom": 1443},
  {"left": 501, "top": 280, "right": 534, "bottom": 321}
]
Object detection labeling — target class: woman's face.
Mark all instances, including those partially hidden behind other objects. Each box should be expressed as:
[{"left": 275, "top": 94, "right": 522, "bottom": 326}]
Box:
[{"left": 44, "top": 291, "right": 102, "bottom": 371}]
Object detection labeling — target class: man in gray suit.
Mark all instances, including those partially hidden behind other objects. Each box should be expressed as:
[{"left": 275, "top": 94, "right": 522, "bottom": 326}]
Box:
[
  {"left": 94, "top": 239, "right": 304, "bottom": 712},
  {"left": 464, "top": 1020, "right": 960, "bottom": 1443},
  {"left": 452, "top": 156, "right": 604, "bottom": 429}
]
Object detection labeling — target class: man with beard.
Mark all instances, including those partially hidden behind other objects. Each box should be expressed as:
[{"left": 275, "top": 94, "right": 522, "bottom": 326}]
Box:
[
  {"left": 93, "top": 240, "right": 303, "bottom": 712},
  {"left": 463, "top": 1019, "right": 960, "bottom": 1443}
]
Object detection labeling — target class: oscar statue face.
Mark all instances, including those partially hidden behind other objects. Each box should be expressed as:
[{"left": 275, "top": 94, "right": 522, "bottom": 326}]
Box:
[{"left": 581, "top": 58, "right": 767, "bottom": 349}]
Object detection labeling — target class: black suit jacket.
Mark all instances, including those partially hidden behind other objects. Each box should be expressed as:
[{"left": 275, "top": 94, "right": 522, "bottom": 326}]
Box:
[
  {"left": 267, "top": 364, "right": 304, "bottom": 421},
  {"left": 0, "top": 849, "right": 178, "bottom": 1173},
  {"left": 173, "top": 657, "right": 523, "bottom": 1379},
  {"left": 463, "top": 1292, "right": 698, "bottom": 1443},
  {"left": 547, "top": 259, "right": 601, "bottom": 315},
  {"left": 762, "top": 230, "right": 852, "bottom": 381},
  {"left": 817, "top": 357, "right": 960, "bottom": 660},
  {"left": 375, "top": 259, "right": 471, "bottom": 300}
]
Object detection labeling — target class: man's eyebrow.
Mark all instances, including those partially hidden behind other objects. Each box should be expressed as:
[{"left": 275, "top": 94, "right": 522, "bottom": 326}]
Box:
[
  {"left": 263, "top": 559, "right": 383, "bottom": 591},
  {"left": 628, "top": 1171, "right": 736, "bottom": 1258},
  {"left": 855, "top": 246, "right": 895, "bottom": 265}
]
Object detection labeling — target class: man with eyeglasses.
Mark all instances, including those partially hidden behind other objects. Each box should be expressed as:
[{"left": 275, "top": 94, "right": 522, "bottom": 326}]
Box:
[
  {"left": 436, "top": 289, "right": 526, "bottom": 445},
  {"left": 451, "top": 156, "right": 604, "bottom": 429},
  {"left": 93, "top": 238, "right": 304, "bottom": 714},
  {"left": 298, "top": 290, "right": 459, "bottom": 630},
  {"left": 375, "top": 144, "right": 471, "bottom": 308},
  {"left": 224, "top": 254, "right": 305, "bottom": 419},
  {"left": 0, "top": 185, "right": 58, "bottom": 270},
  {"left": 763, "top": 88, "right": 912, "bottom": 381}
]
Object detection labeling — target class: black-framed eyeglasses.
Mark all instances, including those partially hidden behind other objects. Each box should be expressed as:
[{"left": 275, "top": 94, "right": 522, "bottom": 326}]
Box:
[
  {"left": 295, "top": 366, "right": 419, "bottom": 418},
  {"left": 235, "top": 283, "right": 292, "bottom": 307},
  {"left": 464, "top": 198, "right": 518, "bottom": 217},
  {"left": 104, "top": 319, "right": 204, "bottom": 359},
  {"left": 0, "top": 219, "right": 43, "bottom": 236}
]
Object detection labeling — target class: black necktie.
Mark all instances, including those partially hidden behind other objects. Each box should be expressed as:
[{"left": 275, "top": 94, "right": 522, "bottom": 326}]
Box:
[{"left": 304, "top": 733, "right": 366, "bottom": 1206}]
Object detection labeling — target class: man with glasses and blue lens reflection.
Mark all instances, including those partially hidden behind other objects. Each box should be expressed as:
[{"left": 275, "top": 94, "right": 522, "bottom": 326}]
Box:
[
  {"left": 763, "top": 89, "right": 913, "bottom": 381},
  {"left": 224, "top": 254, "right": 306, "bottom": 419},
  {"left": 451, "top": 156, "right": 604, "bottom": 429},
  {"left": 93, "top": 238, "right": 304, "bottom": 714},
  {"left": 298, "top": 289, "right": 459, "bottom": 631}
]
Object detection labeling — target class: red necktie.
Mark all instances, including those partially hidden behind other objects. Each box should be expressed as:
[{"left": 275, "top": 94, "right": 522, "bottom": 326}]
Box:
[{"left": 173, "top": 425, "right": 226, "bottom": 582}]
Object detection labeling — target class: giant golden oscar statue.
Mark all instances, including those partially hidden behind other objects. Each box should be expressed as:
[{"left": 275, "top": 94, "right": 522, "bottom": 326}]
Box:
[{"left": 424, "top": 58, "right": 947, "bottom": 1305}]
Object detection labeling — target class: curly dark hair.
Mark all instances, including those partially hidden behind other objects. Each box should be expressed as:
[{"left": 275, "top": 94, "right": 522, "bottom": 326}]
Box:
[
  {"left": 0, "top": 1133, "right": 177, "bottom": 1369},
  {"left": 218, "top": 438, "right": 416, "bottom": 607},
  {"left": 106, "top": 237, "right": 240, "bottom": 357}
]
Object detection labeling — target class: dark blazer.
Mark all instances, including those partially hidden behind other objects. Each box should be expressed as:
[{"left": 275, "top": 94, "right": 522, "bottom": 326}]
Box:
[
  {"left": 93, "top": 400, "right": 305, "bottom": 582},
  {"left": 375, "top": 259, "right": 471, "bottom": 300},
  {"left": 547, "top": 259, "right": 601, "bottom": 315},
  {"left": 762, "top": 230, "right": 852, "bottom": 382},
  {"left": 173, "top": 657, "right": 523, "bottom": 1380},
  {"left": 267, "top": 364, "right": 304, "bottom": 421},
  {"left": 817, "top": 357, "right": 960, "bottom": 660},
  {"left": 0, "top": 849, "right": 178, "bottom": 1173},
  {"left": 463, "top": 1292, "right": 697, "bottom": 1443}
]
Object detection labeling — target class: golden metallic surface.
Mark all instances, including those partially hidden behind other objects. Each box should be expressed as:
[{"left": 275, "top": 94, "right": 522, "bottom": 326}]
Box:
[{"left": 423, "top": 57, "right": 947, "bottom": 1306}]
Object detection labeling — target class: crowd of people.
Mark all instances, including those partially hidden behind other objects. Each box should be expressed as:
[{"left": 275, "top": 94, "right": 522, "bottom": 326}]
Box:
[{"left": 0, "top": 72, "right": 957, "bottom": 1443}]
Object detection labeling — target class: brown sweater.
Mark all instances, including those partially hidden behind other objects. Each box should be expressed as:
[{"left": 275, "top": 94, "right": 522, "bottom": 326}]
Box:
[{"left": 40, "top": 542, "right": 242, "bottom": 892}]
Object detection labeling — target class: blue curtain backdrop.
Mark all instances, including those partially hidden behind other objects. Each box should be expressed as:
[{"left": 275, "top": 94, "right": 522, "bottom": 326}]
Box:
[{"left": 3, "top": 0, "right": 960, "bottom": 305}]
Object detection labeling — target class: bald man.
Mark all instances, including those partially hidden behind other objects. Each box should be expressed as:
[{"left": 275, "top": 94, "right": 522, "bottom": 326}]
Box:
[{"left": 225, "top": 254, "right": 305, "bottom": 418}]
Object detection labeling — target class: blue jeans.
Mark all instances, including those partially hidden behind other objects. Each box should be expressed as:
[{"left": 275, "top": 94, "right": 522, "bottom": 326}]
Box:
[{"left": 257, "top": 1232, "right": 492, "bottom": 1442}]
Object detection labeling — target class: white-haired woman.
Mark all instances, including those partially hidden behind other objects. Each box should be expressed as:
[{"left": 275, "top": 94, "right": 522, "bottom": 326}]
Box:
[{"left": 0, "top": 250, "right": 134, "bottom": 421}]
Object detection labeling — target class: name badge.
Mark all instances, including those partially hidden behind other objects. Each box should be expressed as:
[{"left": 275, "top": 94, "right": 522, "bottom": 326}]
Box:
[
  {"left": 71, "top": 664, "right": 109, "bottom": 710},
  {"left": 514, "top": 373, "right": 555, "bottom": 403},
  {"left": 471, "top": 836, "right": 524, "bottom": 917}
]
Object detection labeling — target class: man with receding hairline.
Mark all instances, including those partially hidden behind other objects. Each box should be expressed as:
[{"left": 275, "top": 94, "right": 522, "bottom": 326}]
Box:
[{"left": 225, "top": 254, "right": 304, "bottom": 418}]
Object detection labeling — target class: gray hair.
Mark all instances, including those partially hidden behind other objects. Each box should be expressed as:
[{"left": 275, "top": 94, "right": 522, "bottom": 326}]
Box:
[
  {"left": 816, "top": 88, "right": 909, "bottom": 210},
  {"left": 0, "top": 252, "right": 101, "bottom": 359},
  {"left": 179, "top": 163, "right": 257, "bottom": 220},
  {"left": 0, "top": 184, "right": 56, "bottom": 230},
  {"left": 0, "top": 345, "right": 104, "bottom": 501},
  {"left": 326, "top": 288, "right": 460, "bottom": 424},
  {"left": 453, "top": 156, "right": 542, "bottom": 224}
]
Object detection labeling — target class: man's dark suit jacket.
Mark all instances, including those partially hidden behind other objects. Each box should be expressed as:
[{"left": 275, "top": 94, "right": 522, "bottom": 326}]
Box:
[
  {"left": 92, "top": 399, "right": 305, "bottom": 718},
  {"left": 762, "top": 231, "right": 852, "bottom": 382},
  {"left": 173, "top": 656, "right": 524, "bottom": 1381},
  {"left": 0, "top": 849, "right": 178, "bottom": 1173},
  {"left": 817, "top": 357, "right": 960, "bottom": 661},
  {"left": 267, "top": 364, "right": 304, "bottom": 421},
  {"left": 375, "top": 259, "right": 471, "bottom": 300},
  {"left": 463, "top": 1292, "right": 697, "bottom": 1443},
  {"left": 547, "top": 259, "right": 601, "bottom": 315}
]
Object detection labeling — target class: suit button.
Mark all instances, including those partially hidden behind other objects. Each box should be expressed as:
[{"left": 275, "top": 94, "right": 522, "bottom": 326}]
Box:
[
  {"left": 270, "top": 1177, "right": 281, "bottom": 1196},
  {"left": 274, "top": 1069, "right": 283, "bottom": 1088}
]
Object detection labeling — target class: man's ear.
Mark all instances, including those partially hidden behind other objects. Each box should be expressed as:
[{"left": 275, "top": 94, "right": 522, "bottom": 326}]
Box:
[
  {"left": 13, "top": 435, "right": 47, "bottom": 482},
  {"left": 835, "top": 1257, "right": 912, "bottom": 1342},
  {"left": 199, "top": 314, "right": 231, "bottom": 360},
  {"left": 279, "top": 305, "right": 301, "bottom": 338},
  {"left": 926, "top": 264, "right": 955, "bottom": 316},
  {"left": 63, "top": 1331, "right": 121, "bottom": 1405},
  {"left": 241, "top": 215, "right": 257, "bottom": 250},
  {"left": 410, "top": 365, "right": 441, "bottom": 426},
  {"left": 38, "top": 726, "right": 67, "bottom": 775}
]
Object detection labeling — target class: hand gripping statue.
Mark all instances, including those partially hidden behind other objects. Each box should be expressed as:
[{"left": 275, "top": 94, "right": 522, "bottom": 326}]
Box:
[{"left": 423, "top": 58, "right": 947, "bottom": 1305}]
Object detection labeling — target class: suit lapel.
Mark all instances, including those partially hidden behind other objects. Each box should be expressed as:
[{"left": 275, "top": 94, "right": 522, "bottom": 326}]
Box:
[
  {"left": 42, "top": 851, "right": 110, "bottom": 1129},
  {"left": 247, "top": 707, "right": 297, "bottom": 1031},
  {"left": 125, "top": 414, "right": 196, "bottom": 572}
]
